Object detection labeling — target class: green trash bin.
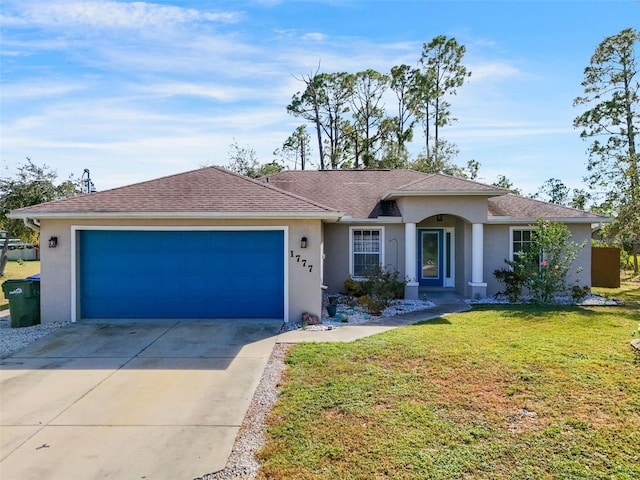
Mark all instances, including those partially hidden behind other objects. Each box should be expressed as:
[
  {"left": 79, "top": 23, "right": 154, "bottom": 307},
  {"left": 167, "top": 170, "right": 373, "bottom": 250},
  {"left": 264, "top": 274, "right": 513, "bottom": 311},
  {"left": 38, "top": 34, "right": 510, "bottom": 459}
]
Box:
[{"left": 2, "top": 279, "right": 41, "bottom": 328}]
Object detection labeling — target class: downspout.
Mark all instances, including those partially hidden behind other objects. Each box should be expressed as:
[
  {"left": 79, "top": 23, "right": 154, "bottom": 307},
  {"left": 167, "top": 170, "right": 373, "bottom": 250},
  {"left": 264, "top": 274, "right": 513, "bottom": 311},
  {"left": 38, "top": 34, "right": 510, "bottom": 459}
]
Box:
[
  {"left": 23, "top": 218, "right": 40, "bottom": 232},
  {"left": 22, "top": 218, "right": 41, "bottom": 261}
]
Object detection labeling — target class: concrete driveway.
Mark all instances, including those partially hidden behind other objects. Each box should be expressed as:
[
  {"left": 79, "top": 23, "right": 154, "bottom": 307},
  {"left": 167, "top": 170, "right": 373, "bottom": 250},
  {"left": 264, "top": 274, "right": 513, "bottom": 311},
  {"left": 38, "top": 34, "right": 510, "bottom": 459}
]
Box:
[{"left": 0, "top": 318, "right": 282, "bottom": 480}]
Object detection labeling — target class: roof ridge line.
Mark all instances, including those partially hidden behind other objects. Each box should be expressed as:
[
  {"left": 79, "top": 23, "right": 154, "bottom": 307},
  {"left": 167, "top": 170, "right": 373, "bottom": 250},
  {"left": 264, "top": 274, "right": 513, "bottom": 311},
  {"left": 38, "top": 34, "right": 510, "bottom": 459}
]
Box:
[
  {"left": 390, "top": 171, "right": 436, "bottom": 191},
  {"left": 217, "top": 167, "right": 340, "bottom": 213},
  {"left": 15, "top": 165, "right": 217, "bottom": 211}
]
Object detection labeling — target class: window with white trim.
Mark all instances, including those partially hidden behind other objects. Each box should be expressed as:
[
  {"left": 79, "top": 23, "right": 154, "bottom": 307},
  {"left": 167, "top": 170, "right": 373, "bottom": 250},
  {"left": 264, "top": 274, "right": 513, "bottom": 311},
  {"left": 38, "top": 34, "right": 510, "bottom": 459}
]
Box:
[
  {"left": 512, "top": 229, "right": 533, "bottom": 259},
  {"left": 350, "top": 228, "right": 383, "bottom": 277},
  {"left": 510, "top": 228, "right": 540, "bottom": 267}
]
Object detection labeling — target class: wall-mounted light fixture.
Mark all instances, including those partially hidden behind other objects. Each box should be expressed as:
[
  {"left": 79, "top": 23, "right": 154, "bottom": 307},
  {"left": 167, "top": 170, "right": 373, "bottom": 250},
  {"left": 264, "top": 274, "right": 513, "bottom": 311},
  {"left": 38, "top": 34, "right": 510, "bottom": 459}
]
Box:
[
  {"left": 436, "top": 214, "right": 443, "bottom": 222},
  {"left": 48, "top": 236, "right": 58, "bottom": 248},
  {"left": 300, "top": 236, "right": 308, "bottom": 249}
]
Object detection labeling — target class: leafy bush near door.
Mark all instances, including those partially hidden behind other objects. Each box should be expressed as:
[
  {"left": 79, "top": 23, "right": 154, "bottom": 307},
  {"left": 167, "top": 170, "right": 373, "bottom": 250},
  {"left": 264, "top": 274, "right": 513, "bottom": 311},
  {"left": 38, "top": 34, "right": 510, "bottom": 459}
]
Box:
[
  {"left": 344, "top": 265, "right": 406, "bottom": 315},
  {"left": 494, "top": 219, "right": 586, "bottom": 303}
]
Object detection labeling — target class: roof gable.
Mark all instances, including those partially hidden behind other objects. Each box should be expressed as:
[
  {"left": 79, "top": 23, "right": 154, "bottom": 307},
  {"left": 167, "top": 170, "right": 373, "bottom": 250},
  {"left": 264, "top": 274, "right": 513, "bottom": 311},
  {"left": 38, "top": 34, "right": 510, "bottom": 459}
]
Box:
[
  {"left": 266, "top": 169, "right": 506, "bottom": 218},
  {"left": 267, "top": 170, "right": 608, "bottom": 223},
  {"left": 10, "top": 167, "right": 341, "bottom": 219},
  {"left": 384, "top": 174, "right": 507, "bottom": 197}
]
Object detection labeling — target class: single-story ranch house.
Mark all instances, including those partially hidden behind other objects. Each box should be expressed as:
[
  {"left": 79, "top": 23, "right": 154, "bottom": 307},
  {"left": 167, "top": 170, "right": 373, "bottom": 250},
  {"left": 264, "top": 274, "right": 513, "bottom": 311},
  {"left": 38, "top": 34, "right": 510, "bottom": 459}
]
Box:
[{"left": 9, "top": 167, "right": 609, "bottom": 324}]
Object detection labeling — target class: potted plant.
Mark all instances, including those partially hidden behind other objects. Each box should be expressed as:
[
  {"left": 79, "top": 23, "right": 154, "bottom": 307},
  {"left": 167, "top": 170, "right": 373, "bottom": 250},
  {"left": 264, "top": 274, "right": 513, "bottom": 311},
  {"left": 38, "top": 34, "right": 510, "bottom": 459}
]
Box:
[{"left": 326, "top": 295, "right": 340, "bottom": 317}]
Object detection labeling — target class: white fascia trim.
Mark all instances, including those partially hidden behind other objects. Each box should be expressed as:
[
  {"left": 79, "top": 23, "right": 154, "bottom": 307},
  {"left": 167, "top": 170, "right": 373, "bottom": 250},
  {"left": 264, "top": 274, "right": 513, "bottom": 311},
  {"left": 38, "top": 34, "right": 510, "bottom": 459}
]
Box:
[
  {"left": 70, "top": 225, "right": 290, "bottom": 323},
  {"left": 488, "top": 217, "right": 612, "bottom": 225},
  {"left": 339, "top": 216, "right": 403, "bottom": 224},
  {"left": 10, "top": 211, "right": 342, "bottom": 221}
]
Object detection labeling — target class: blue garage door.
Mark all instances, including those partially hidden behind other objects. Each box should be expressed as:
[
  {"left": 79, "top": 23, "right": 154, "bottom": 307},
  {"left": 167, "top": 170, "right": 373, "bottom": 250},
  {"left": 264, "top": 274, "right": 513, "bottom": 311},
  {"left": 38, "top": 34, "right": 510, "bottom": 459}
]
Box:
[{"left": 79, "top": 230, "right": 285, "bottom": 319}]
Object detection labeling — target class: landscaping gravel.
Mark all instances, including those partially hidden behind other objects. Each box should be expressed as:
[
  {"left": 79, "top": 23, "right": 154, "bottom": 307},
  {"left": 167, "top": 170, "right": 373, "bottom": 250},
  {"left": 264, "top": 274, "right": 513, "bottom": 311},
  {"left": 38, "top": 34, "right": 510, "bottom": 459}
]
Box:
[
  {"left": 0, "top": 314, "right": 70, "bottom": 358},
  {"left": 467, "top": 293, "right": 623, "bottom": 306},
  {"left": 281, "top": 295, "right": 436, "bottom": 332}
]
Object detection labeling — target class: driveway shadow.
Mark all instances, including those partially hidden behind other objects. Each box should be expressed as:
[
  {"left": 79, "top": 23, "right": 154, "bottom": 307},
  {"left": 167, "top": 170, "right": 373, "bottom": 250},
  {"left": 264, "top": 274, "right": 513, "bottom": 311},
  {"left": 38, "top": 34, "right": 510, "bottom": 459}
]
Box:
[{"left": 1, "top": 318, "right": 283, "bottom": 370}]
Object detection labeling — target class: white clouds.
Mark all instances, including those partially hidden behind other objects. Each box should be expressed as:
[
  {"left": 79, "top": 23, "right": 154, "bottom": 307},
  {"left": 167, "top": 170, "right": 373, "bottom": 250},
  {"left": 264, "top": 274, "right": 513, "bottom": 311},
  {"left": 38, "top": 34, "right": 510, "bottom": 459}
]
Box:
[
  {"left": 0, "top": 82, "right": 86, "bottom": 99},
  {"left": 135, "top": 82, "right": 248, "bottom": 102},
  {"left": 2, "top": 0, "right": 619, "bottom": 194},
  {"left": 2, "top": 0, "right": 240, "bottom": 30},
  {"left": 301, "top": 32, "right": 326, "bottom": 42},
  {"left": 467, "top": 61, "right": 523, "bottom": 82}
]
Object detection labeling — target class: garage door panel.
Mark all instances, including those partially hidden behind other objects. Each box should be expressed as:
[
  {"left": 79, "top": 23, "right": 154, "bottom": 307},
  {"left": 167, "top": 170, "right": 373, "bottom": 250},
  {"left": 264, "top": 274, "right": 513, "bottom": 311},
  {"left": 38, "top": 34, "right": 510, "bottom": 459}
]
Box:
[{"left": 79, "top": 230, "right": 285, "bottom": 319}]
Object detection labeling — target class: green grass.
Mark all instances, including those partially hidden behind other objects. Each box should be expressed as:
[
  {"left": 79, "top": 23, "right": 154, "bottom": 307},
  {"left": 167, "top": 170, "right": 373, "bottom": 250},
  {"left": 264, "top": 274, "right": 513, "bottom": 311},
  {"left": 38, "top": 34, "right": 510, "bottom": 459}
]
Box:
[
  {"left": 258, "top": 301, "right": 640, "bottom": 479},
  {"left": 1, "top": 260, "right": 41, "bottom": 309},
  {"left": 593, "top": 281, "right": 640, "bottom": 309}
]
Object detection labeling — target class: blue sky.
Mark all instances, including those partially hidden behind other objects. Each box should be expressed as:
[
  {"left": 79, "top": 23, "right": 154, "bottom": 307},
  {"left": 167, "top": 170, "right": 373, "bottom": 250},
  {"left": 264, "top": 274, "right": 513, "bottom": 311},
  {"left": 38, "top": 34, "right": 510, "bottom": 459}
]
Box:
[{"left": 1, "top": 0, "right": 639, "bottom": 196}]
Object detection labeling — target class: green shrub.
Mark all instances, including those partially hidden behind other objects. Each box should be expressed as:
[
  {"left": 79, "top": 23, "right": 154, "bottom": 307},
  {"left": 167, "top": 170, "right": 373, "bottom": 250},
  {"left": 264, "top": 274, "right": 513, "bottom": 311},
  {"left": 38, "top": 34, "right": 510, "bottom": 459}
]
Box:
[
  {"left": 493, "top": 261, "right": 529, "bottom": 303},
  {"left": 359, "top": 295, "right": 387, "bottom": 315},
  {"left": 343, "top": 276, "right": 364, "bottom": 297},
  {"left": 571, "top": 285, "right": 590, "bottom": 301},
  {"left": 529, "top": 220, "right": 585, "bottom": 303},
  {"left": 359, "top": 265, "right": 406, "bottom": 314},
  {"left": 361, "top": 265, "right": 405, "bottom": 300},
  {"left": 495, "top": 219, "right": 585, "bottom": 304}
]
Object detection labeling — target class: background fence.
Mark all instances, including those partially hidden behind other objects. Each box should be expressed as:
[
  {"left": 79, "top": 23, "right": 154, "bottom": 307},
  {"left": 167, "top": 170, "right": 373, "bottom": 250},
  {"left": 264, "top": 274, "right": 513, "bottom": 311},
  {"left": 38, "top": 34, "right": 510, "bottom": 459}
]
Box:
[{"left": 591, "top": 247, "right": 620, "bottom": 288}]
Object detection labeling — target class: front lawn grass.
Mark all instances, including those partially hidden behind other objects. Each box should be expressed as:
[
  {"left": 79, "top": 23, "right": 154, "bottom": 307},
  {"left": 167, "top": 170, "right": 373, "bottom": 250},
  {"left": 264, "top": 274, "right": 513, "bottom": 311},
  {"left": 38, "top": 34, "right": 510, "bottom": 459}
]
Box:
[
  {"left": 1, "top": 261, "right": 41, "bottom": 309},
  {"left": 593, "top": 281, "right": 640, "bottom": 309},
  {"left": 258, "top": 303, "right": 640, "bottom": 479}
]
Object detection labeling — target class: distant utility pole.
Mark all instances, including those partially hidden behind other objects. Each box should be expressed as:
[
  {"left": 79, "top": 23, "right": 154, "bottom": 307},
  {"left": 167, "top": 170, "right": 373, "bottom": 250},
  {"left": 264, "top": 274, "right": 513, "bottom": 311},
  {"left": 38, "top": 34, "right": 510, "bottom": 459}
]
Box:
[{"left": 81, "top": 169, "right": 96, "bottom": 194}]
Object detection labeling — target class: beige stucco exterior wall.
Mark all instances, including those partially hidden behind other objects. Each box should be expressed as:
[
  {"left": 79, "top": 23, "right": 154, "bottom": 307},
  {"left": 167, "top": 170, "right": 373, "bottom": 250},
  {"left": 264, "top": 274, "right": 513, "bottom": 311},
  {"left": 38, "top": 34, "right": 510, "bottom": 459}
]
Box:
[
  {"left": 322, "top": 214, "right": 593, "bottom": 299},
  {"left": 38, "top": 218, "right": 324, "bottom": 324},
  {"left": 571, "top": 224, "right": 592, "bottom": 288},
  {"left": 484, "top": 224, "right": 510, "bottom": 295},
  {"left": 322, "top": 223, "right": 349, "bottom": 293},
  {"left": 396, "top": 196, "right": 489, "bottom": 224},
  {"left": 484, "top": 223, "right": 593, "bottom": 296},
  {"left": 384, "top": 224, "right": 405, "bottom": 277},
  {"left": 322, "top": 222, "right": 405, "bottom": 294}
]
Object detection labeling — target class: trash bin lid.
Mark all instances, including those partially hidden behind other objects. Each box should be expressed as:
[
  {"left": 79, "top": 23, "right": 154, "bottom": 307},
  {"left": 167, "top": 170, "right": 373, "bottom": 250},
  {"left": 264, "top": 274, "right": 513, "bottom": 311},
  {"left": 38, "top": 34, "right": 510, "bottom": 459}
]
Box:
[
  {"left": 26, "top": 274, "right": 41, "bottom": 280},
  {"left": 2, "top": 278, "right": 40, "bottom": 297}
]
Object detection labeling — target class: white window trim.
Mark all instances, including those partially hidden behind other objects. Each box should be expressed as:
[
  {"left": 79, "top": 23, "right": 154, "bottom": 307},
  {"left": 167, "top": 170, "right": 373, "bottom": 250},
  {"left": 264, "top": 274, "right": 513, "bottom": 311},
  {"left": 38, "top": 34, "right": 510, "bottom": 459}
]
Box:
[
  {"left": 349, "top": 226, "right": 385, "bottom": 278},
  {"left": 509, "top": 226, "right": 537, "bottom": 262}
]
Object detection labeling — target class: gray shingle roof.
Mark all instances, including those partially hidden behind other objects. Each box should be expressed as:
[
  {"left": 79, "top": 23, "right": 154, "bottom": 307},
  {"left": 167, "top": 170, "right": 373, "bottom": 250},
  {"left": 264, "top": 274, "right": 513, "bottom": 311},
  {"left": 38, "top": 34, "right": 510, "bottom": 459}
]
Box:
[
  {"left": 488, "top": 194, "right": 608, "bottom": 222},
  {"left": 10, "top": 166, "right": 341, "bottom": 219},
  {"left": 10, "top": 166, "right": 609, "bottom": 224},
  {"left": 267, "top": 170, "right": 607, "bottom": 223},
  {"left": 266, "top": 169, "right": 454, "bottom": 218}
]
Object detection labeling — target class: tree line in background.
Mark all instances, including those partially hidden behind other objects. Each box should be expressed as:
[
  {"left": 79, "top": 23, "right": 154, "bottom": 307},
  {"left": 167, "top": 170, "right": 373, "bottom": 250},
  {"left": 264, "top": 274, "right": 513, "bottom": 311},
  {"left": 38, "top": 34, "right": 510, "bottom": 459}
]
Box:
[
  {"left": 573, "top": 27, "right": 639, "bottom": 274},
  {"left": 0, "top": 159, "right": 82, "bottom": 275},
  {"left": 228, "top": 35, "right": 477, "bottom": 179},
  {"left": 284, "top": 35, "right": 472, "bottom": 174},
  {"left": 229, "top": 28, "right": 639, "bottom": 274},
  {"left": 1, "top": 30, "right": 638, "bottom": 275}
]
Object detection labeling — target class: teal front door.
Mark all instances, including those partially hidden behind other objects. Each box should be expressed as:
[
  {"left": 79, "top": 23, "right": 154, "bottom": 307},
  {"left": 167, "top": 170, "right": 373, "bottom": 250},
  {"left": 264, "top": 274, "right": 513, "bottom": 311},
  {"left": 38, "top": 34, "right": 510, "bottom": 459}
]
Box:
[{"left": 418, "top": 229, "right": 444, "bottom": 287}]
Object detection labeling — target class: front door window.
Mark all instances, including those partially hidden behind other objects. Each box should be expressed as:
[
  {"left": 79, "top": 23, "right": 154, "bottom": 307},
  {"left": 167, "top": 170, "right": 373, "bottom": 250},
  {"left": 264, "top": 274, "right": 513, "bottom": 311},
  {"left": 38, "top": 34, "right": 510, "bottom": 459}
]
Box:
[
  {"left": 421, "top": 231, "right": 440, "bottom": 280},
  {"left": 419, "top": 229, "right": 443, "bottom": 286}
]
